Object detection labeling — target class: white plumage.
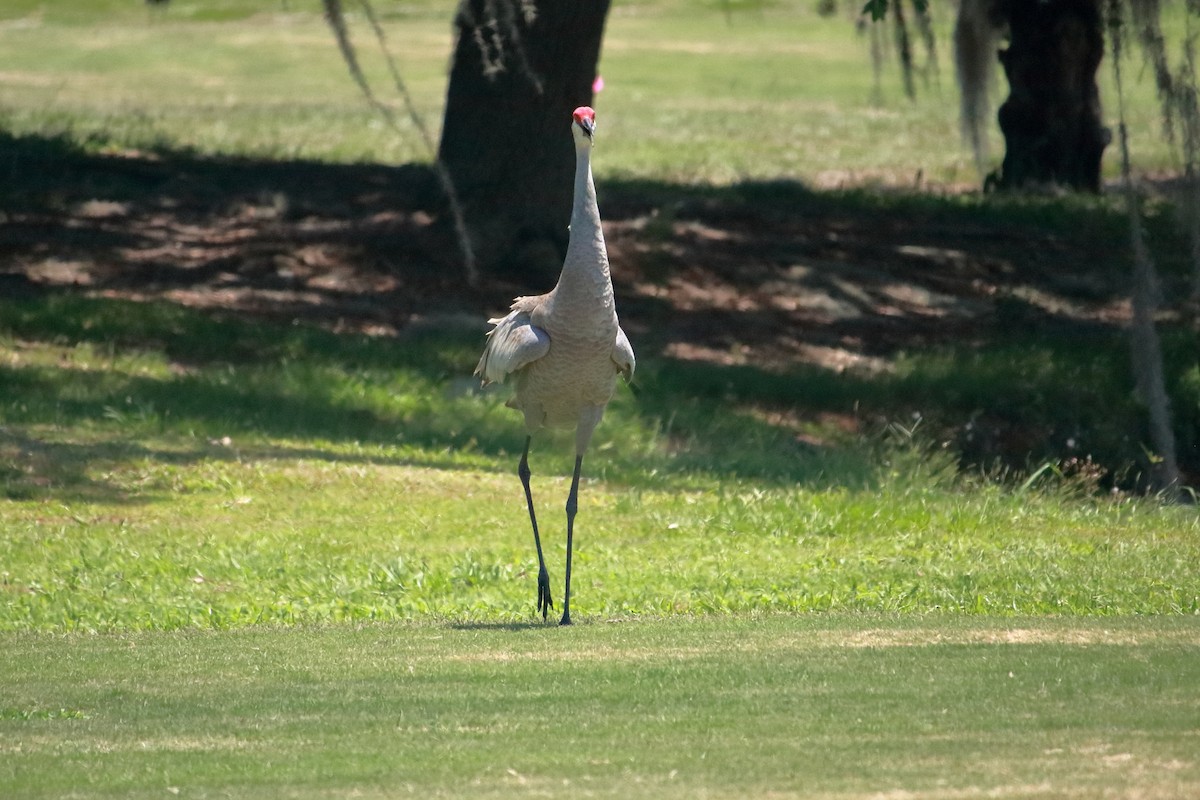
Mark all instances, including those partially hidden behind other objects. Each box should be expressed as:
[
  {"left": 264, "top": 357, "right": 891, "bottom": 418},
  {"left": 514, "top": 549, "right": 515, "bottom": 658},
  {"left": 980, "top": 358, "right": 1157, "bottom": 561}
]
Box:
[{"left": 475, "top": 106, "right": 634, "bottom": 625}]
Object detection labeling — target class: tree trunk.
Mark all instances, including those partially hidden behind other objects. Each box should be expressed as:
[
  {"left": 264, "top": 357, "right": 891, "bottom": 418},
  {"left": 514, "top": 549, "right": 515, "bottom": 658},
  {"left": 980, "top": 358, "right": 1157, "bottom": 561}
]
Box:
[
  {"left": 439, "top": 0, "right": 611, "bottom": 278},
  {"left": 992, "top": 0, "right": 1110, "bottom": 192}
]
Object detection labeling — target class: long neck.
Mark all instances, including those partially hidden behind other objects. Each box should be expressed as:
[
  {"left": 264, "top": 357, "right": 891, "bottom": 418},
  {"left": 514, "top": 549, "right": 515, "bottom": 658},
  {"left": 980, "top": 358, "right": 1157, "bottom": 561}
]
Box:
[{"left": 553, "top": 141, "right": 613, "bottom": 305}]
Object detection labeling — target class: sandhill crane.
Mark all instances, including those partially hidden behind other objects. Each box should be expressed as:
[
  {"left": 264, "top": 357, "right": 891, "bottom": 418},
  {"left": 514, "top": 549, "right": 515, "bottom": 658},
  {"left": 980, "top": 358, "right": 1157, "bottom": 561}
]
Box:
[{"left": 475, "top": 106, "right": 635, "bottom": 626}]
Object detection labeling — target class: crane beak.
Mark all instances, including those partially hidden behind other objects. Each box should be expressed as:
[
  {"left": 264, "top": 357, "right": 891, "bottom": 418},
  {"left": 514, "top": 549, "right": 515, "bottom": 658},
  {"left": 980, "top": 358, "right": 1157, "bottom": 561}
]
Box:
[{"left": 578, "top": 118, "right": 595, "bottom": 140}]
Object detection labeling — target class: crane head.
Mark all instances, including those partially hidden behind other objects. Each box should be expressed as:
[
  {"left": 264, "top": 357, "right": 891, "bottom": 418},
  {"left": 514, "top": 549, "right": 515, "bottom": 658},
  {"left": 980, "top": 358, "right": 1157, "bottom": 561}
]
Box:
[{"left": 572, "top": 106, "right": 596, "bottom": 141}]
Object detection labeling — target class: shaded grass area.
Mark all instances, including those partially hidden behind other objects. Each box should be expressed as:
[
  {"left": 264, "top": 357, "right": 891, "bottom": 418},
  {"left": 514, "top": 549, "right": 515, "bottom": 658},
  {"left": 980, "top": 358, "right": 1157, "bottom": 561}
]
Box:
[
  {"left": 2, "top": 617, "right": 1199, "bottom": 799},
  {"left": 10, "top": 126, "right": 1193, "bottom": 488},
  {"left": 2, "top": 283, "right": 1196, "bottom": 495}
]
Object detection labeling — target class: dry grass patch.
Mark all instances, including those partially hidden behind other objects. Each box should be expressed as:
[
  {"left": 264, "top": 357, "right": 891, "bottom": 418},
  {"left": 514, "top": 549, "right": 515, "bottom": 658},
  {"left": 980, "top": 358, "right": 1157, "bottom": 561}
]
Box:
[{"left": 834, "top": 625, "right": 1200, "bottom": 649}]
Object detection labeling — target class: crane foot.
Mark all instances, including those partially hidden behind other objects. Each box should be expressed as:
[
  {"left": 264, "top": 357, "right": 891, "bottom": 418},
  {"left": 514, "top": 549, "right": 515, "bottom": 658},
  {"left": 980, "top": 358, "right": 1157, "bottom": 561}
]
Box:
[
  {"left": 536, "top": 566, "right": 554, "bottom": 621},
  {"left": 559, "top": 612, "right": 573, "bottom": 626}
]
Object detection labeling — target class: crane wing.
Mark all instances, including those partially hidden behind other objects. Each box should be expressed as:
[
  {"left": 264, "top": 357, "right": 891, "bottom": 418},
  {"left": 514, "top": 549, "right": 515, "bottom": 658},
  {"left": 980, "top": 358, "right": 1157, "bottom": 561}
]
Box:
[
  {"left": 475, "top": 303, "right": 551, "bottom": 385},
  {"left": 612, "top": 325, "right": 636, "bottom": 383}
]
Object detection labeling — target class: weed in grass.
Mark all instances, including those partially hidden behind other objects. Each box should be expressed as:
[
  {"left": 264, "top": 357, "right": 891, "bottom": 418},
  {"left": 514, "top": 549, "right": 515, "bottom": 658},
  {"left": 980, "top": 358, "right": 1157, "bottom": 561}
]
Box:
[{"left": 0, "top": 707, "right": 88, "bottom": 721}]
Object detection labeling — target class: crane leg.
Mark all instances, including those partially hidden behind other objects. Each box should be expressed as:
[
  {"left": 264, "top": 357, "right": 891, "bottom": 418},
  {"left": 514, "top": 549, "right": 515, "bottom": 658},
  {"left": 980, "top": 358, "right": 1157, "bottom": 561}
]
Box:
[
  {"left": 519, "top": 436, "right": 553, "bottom": 621},
  {"left": 559, "top": 454, "right": 584, "bottom": 626}
]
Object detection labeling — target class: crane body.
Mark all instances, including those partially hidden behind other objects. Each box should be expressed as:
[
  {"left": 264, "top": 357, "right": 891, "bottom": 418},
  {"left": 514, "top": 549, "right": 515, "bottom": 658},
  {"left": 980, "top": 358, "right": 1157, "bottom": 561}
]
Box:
[{"left": 475, "top": 106, "right": 634, "bottom": 625}]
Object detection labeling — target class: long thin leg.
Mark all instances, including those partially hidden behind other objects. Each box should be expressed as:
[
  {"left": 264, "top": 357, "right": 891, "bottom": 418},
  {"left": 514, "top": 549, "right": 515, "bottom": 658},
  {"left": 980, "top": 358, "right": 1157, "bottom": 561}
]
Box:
[
  {"left": 559, "top": 454, "right": 584, "bottom": 626},
  {"left": 519, "top": 436, "right": 553, "bottom": 620}
]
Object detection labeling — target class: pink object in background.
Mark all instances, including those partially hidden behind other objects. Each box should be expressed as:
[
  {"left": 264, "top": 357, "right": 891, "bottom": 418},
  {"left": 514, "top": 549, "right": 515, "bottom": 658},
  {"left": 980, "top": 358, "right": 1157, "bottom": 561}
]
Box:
[{"left": 592, "top": 75, "right": 605, "bottom": 94}]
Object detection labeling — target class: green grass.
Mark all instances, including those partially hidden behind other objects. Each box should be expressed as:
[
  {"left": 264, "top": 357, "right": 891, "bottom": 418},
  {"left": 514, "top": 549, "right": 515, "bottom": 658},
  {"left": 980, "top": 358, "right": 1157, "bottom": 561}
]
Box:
[
  {"left": 0, "top": 0, "right": 1183, "bottom": 183},
  {"left": 2, "top": 4, "right": 1200, "bottom": 797},
  {"left": 3, "top": 617, "right": 1199, "bottom": 799},
  {"left": 1, "top": 294, "right": 1198, "bottom": 632},
  {"left": 4, "top": 448, "right": 1196, "bottom": 630}
]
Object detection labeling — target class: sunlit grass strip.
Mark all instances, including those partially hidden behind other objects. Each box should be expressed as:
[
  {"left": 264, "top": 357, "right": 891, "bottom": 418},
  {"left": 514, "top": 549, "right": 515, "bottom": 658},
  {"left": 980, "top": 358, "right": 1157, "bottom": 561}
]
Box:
[
  {"left": 0, "top": 1, "right": 1182, "bottom": 182},
  {"left": 2, "top": 616, "right": 1199, "bottom": 799},
  {"left": 3, "top": 445, "right": 1197, "bottom": 632}
]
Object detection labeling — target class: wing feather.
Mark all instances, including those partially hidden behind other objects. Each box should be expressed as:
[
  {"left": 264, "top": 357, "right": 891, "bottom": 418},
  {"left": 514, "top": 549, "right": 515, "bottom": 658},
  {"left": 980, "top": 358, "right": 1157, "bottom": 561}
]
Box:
[
  {"left": 475, "top": 299, "right": 551, "bottom": 385},
  {"left": 612, "top": 325, "right": 636, "bottom": 383}
]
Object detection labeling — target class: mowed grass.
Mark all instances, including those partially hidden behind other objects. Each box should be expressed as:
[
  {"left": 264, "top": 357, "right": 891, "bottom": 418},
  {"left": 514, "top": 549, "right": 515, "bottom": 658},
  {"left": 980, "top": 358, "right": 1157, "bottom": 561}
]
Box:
[
  {"left": 3, "top": 617, "right": 1200, "bottom": 799},
  {"left": 0, "top": 0, "right": 1182, "bottom": 183}
]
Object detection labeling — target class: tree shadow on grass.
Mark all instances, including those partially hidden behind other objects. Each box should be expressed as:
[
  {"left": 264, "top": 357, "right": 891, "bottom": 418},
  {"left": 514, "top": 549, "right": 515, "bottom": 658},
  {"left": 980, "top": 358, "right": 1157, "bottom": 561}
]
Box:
[
  {"left": 4, "top": 129, "right": 1174, "bottom": 345},
  {"left": 1, "top": 130, "right": 477, "bottom": 332},
  {"left": 2, "top": 133, "right": 1196, "bottom": 500},
  {"left": 4, "top": 290, "right": 1169, "bottom": 504},
  {"left": 0, "top": 288, "right": 899, "bottom": 503},
  {"left": 0, "top": 327, "right": 885, "bottom": 505}
]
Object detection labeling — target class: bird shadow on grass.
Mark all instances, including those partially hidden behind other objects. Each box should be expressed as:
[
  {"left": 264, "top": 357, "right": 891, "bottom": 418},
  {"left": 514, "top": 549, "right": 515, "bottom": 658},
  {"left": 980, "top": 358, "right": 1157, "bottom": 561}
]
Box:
[{"left": 446, "top": 621, "right": 557, "bottom": 632}]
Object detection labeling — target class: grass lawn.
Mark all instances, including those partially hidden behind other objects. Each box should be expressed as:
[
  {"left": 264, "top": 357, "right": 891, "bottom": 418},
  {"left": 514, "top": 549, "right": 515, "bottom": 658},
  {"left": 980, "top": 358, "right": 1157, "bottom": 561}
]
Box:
[
  {"left": 2, "top": 2, "right": 1200, "bottom": 797},
  {"left": 1, "top": 291, "right": 1198, "bottom": 797},
  {"left": 4, "top": 616, "right": 1200, "bottom": 799},
  {"left": 1, "top": 294, "right": 1197, "bottom": 630},
  {"left": 0, "top": 0, "right": 1183, "bottom": 183}
]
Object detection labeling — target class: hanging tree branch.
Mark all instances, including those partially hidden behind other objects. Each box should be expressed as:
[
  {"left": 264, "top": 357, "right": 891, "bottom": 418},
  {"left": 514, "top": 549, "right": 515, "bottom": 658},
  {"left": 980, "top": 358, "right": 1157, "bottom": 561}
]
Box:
[
  {"left": 953, "top": 0, "right": 1000, "bottom": 177},
  {"left": 861, "top": 0, "right": 937, "bottom": 105},
  {"left": 1128, "top": 0, "right": 1200, "bottom": 309},
  {"left": 892, "top": 0, "right": 916, "bottom": 99},
  {"left": 1107, "top": 0, "right": 1184, "bottom": 498},
  {"left": 322, "top": 0, "right": 479, "bottom": 287}
]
